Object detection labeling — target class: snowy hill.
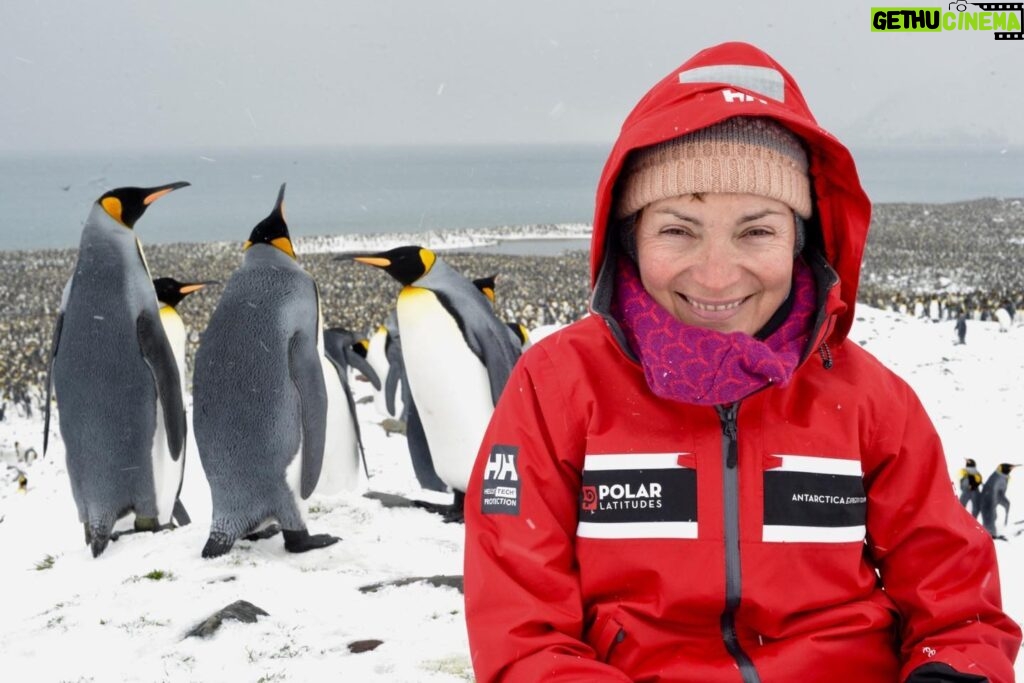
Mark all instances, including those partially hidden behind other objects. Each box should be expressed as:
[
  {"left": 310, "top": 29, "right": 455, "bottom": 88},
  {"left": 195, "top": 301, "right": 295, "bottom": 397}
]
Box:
[{"left": 1, "top": 305, "right": 1022, "bottom": 681}]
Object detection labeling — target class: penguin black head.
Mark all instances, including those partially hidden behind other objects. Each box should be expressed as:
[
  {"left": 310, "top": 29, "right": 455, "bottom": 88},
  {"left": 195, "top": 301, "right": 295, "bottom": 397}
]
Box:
[
  {"left": 244, "top": 183, "right": 295, "bottom": 259},
  {"left": 350, "top": 245, "right": 435, "bottom": 286},
  {"left": 152, "top": 277, "right": 219, "bottom": 309},
  {"left": 352, "top": 338, "right": 370, "bottom": 358},
  {"left": 965, "top": 458, "right": 977, "bottom": 467},
  {"left": 998, "top": 463, "right": 1020, "bottom": 476},
  {"left": 473, "top": 274, "right": 498, "bottom": 303},
  {"left": 98, "top": 182, "right": 190, "bottom": 229}
]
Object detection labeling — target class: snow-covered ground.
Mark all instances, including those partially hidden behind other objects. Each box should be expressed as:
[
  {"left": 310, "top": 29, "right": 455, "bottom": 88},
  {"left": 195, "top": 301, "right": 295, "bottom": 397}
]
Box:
[{"left": 1, "top": 306, "right": 1022, "bottom": 681}]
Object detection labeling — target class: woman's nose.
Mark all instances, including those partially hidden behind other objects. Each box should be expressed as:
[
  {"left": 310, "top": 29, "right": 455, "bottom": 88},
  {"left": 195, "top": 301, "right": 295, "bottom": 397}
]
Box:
[{"left": 690, "top": 239, "right": 741, "bottom": 291}]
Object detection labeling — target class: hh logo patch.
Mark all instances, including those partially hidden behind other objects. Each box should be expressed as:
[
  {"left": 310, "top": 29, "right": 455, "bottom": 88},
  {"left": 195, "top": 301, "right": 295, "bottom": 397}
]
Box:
[{"left": 481, "top": 444, "right": 520, "bottom": 516}]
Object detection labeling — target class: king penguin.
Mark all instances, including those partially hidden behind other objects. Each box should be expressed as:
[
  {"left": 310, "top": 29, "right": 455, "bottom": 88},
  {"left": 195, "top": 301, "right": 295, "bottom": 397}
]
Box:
[
  {"left": 192, "top": 184, "right": 339, "bottom": 558},
  {"left": 352, "top": 246, "right": 521, "bottom": 520},
  {"left": 150, "top": 277, "right": 218, "bottom": 528},
  {"left": 316, "top": 327, "right": 380, "bottom": 496},
  {"left": 44, "top": 183, "right": 190, "bottom": 557},
  {"left": 980, "top": 463, "right": 1019, "bottom": 538}
]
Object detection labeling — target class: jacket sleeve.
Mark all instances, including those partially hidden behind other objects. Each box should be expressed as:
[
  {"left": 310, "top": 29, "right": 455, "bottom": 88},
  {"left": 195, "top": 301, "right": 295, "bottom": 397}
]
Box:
[
  {"left": 463, "top": 346, "right": 632, "bottom": 683},
  {"left": 863, "top": 378, "right": 1021, "bottom": 683}
]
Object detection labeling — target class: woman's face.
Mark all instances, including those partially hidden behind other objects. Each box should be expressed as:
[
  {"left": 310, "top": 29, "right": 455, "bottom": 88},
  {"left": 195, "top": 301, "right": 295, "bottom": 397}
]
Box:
[{"left": 634, "top": 193, "right": 797, "bottom": 335}]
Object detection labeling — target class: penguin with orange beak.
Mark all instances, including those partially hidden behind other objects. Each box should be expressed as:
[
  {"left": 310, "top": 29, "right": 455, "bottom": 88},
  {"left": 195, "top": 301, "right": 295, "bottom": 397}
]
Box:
[{"left": 45, "top": 182, "right": 190, "bottom": 557}]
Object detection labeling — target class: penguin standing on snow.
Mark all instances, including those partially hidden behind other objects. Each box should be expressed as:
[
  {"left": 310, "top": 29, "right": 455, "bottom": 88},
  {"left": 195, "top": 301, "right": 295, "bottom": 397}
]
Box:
[
  {"left": 352, "top": 246, "right": 521, "bottom": 520},
  {"left": 957, "top": 458, "right": 983, "bottom": 518},
  {"left": 150, "top": 277, "right": 218, "bottom": 526},
  {"left": 316, "top": 327, "right": 380, "bottom": 495},
  {"left": 193, "top": 184, "right": 338, "bottom": 558},
  {"left": 44, "top": 183, "right": 190, "bottom": 557},
  {"left": 980, "top": 463, "right": 1019, "bottom": 538}
]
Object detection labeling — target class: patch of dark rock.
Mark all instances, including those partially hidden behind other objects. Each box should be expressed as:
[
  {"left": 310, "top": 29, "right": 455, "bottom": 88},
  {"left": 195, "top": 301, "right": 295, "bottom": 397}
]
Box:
[{"left": 184, "top": 600, "right": 269, "bottom": 639}]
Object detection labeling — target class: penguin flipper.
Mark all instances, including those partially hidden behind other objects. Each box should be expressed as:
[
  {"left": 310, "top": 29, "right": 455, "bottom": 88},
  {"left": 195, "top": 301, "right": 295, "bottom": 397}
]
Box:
[
  {"left": 340, "top": 375, "right": 371, "bottom": 480},
  {"left": 289, "top": 330, "right": 328, "bottom": 499},
  {"left": 384, "top": 363, "right": 400, "bottom": 418},
  {"left": 137, "top": 312, "right": 186, "bottom": 460},
  {"left": 43, "top": 310, "right": 64, "bottom": 455},
  {"left": 172, "top": 499, "right": 192, "bottom": 527},
  {"left": 472, "top": 326, "right": 521, "bottom": 406},
  {"left": 346, "top": 348, "right": 381, "bottom": 390},
  {"left": 406, "top": 400, "right": 447, "bottom": 492}
]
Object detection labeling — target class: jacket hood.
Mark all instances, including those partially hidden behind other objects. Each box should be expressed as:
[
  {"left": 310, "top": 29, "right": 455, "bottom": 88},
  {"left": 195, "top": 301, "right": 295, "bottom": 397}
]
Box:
[{"left": 589, "top": 42, "right": 871, "bottom": 344}]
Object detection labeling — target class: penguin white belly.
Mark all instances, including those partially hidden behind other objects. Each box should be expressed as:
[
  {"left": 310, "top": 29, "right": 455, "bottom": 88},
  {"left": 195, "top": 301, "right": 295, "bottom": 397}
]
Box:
[
  {"left": 398, "top": 288, "right": 493, "bottom": 492},
  {"left": 316, "top": 356, "right": 361, "bottom": 495},
  {"left": 151, "top": 309, "right": 188, "bottom": 525}
]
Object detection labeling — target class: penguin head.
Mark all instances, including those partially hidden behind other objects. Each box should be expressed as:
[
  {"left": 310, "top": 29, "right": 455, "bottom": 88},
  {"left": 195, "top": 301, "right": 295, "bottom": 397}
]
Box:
[
  {"left": 352, "top": 338, "right": 370, "bottom": 358},
  {"left": 98, "top": 182, "right": 190, "bottom": 229},
  {"left": 152, "top": 277, "right": 218, "bottom": 309},
  {"left": 965, "top": 458, "right": 977, "bottom": 467},
  {"left": 473, "top": 274, "right": 498, "bottom": 303},
  {"left": 351, "top": 245, "right": 435, "bottom": 286},
  {"left": 243, "top": 183, "right": 295, "bottom": 259},
  {"left": 999, "top": 463, "right": 1020, "bottom": 476},
  {"left": 508, "top": 322, "right": 530, "bottom": 345}
]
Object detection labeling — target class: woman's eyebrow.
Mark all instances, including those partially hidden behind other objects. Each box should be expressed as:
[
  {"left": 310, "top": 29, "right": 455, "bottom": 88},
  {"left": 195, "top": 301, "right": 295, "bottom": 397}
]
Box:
[
  {"left": 653, "top": 208, "right": 702, "bottom": 225},
  {"left": 738, "top": 209, "right": 787, "bottom": 223}
]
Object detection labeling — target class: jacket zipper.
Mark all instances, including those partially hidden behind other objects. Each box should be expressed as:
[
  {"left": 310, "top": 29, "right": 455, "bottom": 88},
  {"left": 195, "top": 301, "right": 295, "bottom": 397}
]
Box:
[{"left": 717, "top": 402, "right": 761, "bottom": 683}]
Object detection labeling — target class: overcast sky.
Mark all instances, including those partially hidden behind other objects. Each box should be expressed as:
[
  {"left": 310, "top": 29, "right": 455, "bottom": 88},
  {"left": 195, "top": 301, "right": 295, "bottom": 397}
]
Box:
[{"left": 1, "top": 0, "right": 1021, "bottom": 152}]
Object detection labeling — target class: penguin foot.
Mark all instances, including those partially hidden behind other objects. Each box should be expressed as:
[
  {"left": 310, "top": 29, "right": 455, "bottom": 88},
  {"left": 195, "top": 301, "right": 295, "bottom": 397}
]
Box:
[
  {"left": 443, "top": 490, "right": 466, "bottom": 524},
  {"left": 134, "top": 516, "right": 159, "bottom": 532},
  {"left": 282, "top": 529, "right": 340, "bottom": 554},
  {"left": 244, "top": 524, "right": 281, "bottom": 541},
  {"left": 202, "top": 533, "right": 236, "bottom": 559},
  {"left": 89, "top": 529, "right": 111, "bottom": 558}
]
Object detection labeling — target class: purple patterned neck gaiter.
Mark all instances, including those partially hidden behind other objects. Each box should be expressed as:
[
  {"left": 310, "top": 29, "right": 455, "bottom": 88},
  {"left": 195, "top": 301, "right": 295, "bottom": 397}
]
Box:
[{"left": 611, "top": 256, "right": 817, "bottom": 406}]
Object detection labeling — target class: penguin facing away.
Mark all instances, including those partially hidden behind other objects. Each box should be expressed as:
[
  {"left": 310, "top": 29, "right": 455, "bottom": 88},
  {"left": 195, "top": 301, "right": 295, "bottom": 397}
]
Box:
[
  {"left": 980, "top": 463, "right": 1019, "bottom": 538},
  {"left": 352, "top": 246, "right": 521, "bottom": 520},
  {"left": 44, "top": 182, "right": 190, "bottom": 557},
  {"left": 151, "top": 277, "right": 218, "bottom": 528},
  {"left": 192, "top": 184, "right": 338, "bottom": 558}
]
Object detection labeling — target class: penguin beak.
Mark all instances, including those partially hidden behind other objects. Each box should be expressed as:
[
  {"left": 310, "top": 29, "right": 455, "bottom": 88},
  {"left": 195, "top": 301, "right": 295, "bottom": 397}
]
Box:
[
  {"left": 179, "top": 280, "right": 220, "bottom": 296},
  {"left": 271, "top": 237, "right": 295, "bottom": 258},
  {"left": 352, "top": 256, "right": 392, "bottom": 268},
  {"left": 143, "top": 181, "right": 191, "bottom": 206}
]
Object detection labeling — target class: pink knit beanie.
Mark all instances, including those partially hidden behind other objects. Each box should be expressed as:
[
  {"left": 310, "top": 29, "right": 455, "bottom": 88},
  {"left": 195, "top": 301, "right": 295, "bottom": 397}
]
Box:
[{"left": 615, "top": 117, "right": 812, "bottom": 219}]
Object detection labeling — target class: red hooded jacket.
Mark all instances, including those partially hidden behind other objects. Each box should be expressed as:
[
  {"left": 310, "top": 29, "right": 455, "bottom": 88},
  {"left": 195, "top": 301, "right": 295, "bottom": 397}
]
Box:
[{"left": 464, "top": 42, "right": 1020, "bottom": 682}]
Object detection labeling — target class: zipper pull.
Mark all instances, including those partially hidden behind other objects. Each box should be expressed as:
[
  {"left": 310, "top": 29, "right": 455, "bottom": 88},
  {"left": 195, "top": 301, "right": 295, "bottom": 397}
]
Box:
[{"left": 720, "top": 404, "right": 739, "bottom": 469}]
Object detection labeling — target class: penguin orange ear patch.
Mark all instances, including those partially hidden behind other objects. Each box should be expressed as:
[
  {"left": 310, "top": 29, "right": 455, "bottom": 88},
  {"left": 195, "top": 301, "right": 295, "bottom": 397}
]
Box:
[
  {"left": 480, "top": 444, "right": 520, "bottom": 516},
  {"left": 101, "top": 197, "right": 124, "bottom": 224}
]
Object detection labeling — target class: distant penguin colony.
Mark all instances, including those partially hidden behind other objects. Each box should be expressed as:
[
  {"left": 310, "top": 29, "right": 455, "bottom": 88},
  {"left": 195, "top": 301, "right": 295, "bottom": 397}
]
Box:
[
  {"left": 352, "top": 246, "right": 521, "bottom": 522},
  {"left": 44, "top": 183, "right": 191, "bottom": 557}
]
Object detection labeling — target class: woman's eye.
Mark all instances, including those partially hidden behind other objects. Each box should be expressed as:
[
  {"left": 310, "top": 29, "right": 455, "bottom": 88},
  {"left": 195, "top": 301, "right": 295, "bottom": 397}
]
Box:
[
  {"left": 742, "top": 227, "right": 775, "bottom": 238},
  {"left": 660, "top": 226, "right": 692, "bottom": 237}
]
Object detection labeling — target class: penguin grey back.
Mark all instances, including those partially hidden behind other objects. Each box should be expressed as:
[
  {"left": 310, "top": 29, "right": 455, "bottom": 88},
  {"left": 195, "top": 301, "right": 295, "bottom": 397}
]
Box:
[
  {"left": 52, "top": 201, "right": 186, "bottom": 546},
  {"left": 193, "top": 245, "right": 326, "bottom": 529}
]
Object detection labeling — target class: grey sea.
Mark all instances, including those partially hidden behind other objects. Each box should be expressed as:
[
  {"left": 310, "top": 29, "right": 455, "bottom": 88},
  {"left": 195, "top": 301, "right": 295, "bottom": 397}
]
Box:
[{"left": 1, "top": 144, "right": 1022, "bottom": 253}]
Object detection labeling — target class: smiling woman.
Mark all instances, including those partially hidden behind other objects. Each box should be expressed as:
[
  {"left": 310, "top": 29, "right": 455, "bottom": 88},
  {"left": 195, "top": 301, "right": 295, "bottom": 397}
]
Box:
[{"left": 463, "top": 41, "right": 1021, "bottom": 683}]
